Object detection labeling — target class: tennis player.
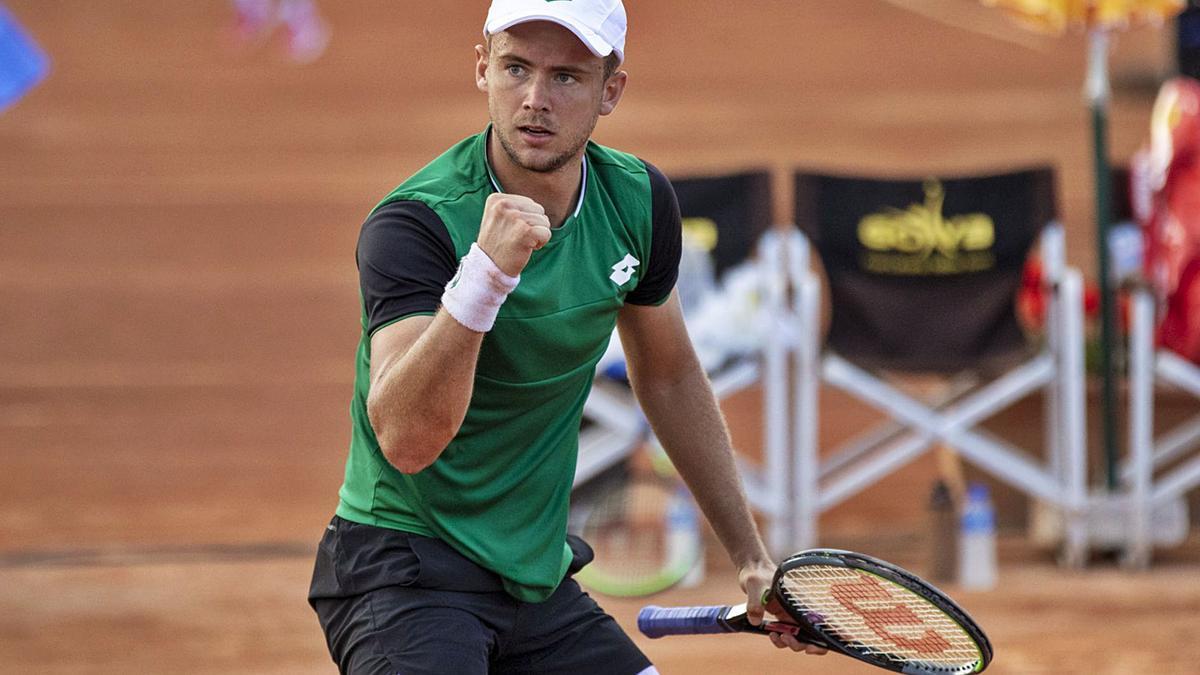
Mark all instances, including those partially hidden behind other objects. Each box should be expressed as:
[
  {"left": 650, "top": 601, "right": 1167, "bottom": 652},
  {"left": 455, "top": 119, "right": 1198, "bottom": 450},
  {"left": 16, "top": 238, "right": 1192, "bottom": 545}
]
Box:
[{"left": 308, "top": 1, "right": 824, "bottom": 672}]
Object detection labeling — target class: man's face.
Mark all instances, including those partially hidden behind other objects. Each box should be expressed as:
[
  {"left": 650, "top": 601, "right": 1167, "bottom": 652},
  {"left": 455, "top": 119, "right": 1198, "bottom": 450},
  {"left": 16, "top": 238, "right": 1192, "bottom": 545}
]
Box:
[{"left": 476, "top": 21, "right": 625, "bottom": 174}]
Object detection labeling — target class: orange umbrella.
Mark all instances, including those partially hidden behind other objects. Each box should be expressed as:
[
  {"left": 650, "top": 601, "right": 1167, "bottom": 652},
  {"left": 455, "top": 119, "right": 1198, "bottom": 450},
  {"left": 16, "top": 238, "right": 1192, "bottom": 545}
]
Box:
[
  {"left": 983, "top": 0, "right": 1184, "bottom": 33},
  {"left": 982, "top": 0, "right": 1186, "bottom": 490}
]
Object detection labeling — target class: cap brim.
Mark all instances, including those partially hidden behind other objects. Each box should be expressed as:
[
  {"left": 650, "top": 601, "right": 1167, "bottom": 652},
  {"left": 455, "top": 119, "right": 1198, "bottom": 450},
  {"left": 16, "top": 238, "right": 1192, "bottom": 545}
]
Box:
[{"left": 486, "top": 14, "right": 619, "bottom": 62}]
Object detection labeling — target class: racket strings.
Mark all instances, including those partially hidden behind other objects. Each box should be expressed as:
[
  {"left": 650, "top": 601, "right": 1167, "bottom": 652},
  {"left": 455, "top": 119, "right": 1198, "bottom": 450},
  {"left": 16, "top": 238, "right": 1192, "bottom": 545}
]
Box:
[
  {"left": 584, "top": 480, "right": 674, "bottom": 575},
  {"left": 779, "top": 566, "right": 982, "bottom": 670}
]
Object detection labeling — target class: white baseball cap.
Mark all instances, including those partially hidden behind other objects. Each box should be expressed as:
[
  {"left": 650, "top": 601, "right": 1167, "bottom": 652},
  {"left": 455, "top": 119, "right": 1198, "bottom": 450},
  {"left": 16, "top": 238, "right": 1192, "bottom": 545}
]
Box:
[{"left": 484, "top": 0, "right": 627, "bottom": 64}]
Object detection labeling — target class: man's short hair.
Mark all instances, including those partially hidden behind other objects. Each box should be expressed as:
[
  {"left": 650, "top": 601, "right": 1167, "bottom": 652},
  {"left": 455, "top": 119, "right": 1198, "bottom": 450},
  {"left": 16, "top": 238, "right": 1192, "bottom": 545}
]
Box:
[{"left": 601, "top": 53, "right": 620, "bottom": 80}]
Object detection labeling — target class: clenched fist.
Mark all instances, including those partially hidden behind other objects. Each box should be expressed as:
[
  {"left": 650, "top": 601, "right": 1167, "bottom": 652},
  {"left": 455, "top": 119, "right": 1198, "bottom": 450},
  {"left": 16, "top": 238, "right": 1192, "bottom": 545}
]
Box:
[{"left": 477, "top": 193, "right": 553, "bottom": 277}]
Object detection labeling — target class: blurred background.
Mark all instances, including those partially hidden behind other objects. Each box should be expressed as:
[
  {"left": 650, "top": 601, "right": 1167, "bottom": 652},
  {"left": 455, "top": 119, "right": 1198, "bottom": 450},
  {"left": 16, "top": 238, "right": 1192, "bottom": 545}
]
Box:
[{"left": 1, "top": 1, "right": 1198, "bottom": 673}]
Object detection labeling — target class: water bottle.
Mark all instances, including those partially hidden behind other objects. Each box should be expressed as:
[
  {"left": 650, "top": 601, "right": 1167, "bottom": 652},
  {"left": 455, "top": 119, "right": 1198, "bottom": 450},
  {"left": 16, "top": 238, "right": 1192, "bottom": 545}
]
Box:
[{"left": 958, "top": 482, "right": 998, "bottom": 591}]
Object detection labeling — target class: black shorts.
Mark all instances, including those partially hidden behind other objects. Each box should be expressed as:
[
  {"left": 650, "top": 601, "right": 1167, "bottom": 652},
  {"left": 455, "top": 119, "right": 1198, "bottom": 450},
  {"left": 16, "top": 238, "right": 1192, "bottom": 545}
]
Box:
[{"left": 308, "top": 516, "right": 653, "bottom": 675}]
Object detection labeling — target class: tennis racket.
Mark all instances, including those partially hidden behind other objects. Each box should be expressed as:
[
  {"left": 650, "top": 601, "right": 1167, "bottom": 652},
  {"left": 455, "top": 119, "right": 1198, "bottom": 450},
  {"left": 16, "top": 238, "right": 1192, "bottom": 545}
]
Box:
[
  {"left": 569, "top": 445, "right": 703, "bottom": 597},
  {"left": 638, "top": 548, "right": 992, "bottom": 674}
]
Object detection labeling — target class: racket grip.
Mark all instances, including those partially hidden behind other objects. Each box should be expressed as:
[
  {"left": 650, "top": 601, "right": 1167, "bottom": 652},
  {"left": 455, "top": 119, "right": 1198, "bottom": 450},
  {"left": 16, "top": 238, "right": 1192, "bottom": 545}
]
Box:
[{"left": 638, "top": 605, "right": 734, "bottom": 638}]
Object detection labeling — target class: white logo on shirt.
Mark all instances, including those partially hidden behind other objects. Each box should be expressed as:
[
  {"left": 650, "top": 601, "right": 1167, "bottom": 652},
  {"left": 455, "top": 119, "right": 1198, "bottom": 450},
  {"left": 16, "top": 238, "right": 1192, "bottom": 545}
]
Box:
[{"left": 609, "top": 254, "right": 640, "bottom": 286}]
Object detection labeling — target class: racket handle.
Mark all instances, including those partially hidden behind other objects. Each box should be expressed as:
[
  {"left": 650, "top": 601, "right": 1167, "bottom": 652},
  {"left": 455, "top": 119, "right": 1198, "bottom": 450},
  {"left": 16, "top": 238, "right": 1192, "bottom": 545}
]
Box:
[{"left": 638, "top": 605, "right": 735, "bottom": 638}]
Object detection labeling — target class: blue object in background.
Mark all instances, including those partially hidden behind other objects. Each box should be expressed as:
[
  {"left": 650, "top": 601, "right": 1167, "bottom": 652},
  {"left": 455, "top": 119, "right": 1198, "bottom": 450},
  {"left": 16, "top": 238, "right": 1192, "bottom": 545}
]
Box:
[
  {"left": 600, "top": 359, "right": 628, "bottom": 383},
  {"left": 1182, "top": 3, "right": 1200, "bottom": 80},
  {"left": 0, "top": 4, "right": 49, "bottom": 113}
]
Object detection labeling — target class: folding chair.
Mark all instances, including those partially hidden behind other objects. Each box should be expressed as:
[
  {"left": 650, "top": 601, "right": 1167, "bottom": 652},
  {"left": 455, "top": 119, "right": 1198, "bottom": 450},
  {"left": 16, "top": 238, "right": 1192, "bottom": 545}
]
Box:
[
  {"left": 576, "top": 170, "right": 783, "bottom": 488},
  {"left": 1126, "top": 289, "right": 1200, "bottom": 566},
  {"left": 573, "top": 169, "right": 798, "bottom": 581},
  {"left": 786, "top": 168, "right": 1090, "bottom": 565},
  {"left": 1124, "top": 77, "right": 1200, "bottom": 565}
]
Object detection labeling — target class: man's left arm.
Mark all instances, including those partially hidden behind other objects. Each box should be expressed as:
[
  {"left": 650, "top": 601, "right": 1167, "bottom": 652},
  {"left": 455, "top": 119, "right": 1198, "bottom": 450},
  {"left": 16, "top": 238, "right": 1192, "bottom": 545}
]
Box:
[{"left": 616, "top": 294, "right": 821, "bottom": 654}]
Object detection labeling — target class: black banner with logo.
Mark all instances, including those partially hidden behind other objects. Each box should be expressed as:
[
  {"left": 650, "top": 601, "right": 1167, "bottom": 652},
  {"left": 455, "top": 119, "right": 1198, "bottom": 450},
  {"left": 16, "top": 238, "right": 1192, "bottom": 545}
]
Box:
[
  {"left": 670, "top": 170, "right": 773, "bottom": 278},
  {"left": 794, "top": 168, "right": 1054, "bottom": 372}
]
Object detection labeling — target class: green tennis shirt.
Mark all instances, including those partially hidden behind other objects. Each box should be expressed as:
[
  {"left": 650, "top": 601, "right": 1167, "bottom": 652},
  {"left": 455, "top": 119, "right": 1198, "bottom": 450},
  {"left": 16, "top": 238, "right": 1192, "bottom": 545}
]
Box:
[{"left": 335, "top": 128, "right": 682, "bottom": 602}]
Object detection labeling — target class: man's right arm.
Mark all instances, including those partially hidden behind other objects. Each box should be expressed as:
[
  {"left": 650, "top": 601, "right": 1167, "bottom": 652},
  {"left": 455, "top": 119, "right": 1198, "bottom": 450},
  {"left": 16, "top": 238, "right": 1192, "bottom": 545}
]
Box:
[
  {"left": 360, "top": 193, "right": 551, "bottom": 473},
  {"left": 366, "top": 312, "right": 483, "bottom": 473}
]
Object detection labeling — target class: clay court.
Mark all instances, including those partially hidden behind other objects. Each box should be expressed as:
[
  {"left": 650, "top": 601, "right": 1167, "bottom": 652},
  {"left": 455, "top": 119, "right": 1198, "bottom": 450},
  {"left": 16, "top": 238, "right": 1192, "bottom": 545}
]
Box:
[{"left": 2, "top": 1, "right": 1199, "bottom": 673}]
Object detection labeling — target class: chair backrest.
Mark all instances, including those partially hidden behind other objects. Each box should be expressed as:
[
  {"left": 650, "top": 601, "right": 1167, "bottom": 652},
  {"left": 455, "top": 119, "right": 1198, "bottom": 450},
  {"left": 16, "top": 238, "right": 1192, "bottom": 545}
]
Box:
[
  {"left": 794, "top": 168, "right": 1056, "bottom": 372},
  {"left": 670, "top": 170, "right": 773, "bottom": 279}
]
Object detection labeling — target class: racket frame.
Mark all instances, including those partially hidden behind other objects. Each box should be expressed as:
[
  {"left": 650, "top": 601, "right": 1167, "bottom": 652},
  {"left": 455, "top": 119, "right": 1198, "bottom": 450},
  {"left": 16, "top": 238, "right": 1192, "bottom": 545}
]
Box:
[{"left": 771, "top": 548, "right": 993, "bottom": 674}]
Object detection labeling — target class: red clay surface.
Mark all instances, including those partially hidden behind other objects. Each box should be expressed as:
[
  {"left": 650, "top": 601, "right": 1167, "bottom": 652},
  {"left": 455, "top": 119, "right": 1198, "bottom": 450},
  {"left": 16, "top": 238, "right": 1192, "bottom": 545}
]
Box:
[{"left": 1, "top": 1, "right": 1198, "bottom": 673}]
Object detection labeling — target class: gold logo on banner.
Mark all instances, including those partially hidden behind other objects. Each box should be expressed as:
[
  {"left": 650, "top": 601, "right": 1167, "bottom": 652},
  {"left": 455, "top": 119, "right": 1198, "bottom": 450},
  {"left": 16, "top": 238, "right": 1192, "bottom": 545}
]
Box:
[
  {"left": 857, "top": 180, "right": 996, "bottom": 275},
  {"left": 681, "top": 217, "right": 719, "bottom": 252}
]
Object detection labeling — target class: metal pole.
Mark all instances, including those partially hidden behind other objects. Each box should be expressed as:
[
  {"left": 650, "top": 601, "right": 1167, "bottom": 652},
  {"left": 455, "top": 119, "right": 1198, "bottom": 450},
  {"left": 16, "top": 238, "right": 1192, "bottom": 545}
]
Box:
[{"left": 1087, "top": 29, "right": 1121, "bottom": 491}]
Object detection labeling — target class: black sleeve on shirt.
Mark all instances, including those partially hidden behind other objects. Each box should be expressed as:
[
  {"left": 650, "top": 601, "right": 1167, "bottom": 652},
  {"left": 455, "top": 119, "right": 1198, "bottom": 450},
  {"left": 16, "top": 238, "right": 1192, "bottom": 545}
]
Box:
[
  {"left": 625, "top": 160, "right": 683, "bottom": 306},
  {"left": 357, "top": 200, "right": 458, "bottom": 336}
]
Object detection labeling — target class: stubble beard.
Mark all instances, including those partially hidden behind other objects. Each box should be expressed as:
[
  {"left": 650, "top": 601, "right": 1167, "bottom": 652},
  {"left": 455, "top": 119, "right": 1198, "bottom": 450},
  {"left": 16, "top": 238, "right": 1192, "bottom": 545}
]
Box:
[{"left": 493, "top": 114, "right": 597, "bottom": 174}]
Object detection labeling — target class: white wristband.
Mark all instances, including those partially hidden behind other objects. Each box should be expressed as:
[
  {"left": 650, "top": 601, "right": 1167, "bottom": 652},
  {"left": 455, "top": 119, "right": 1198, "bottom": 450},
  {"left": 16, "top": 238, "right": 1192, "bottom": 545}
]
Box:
[{"left": 441, "top": 243, "right": 520, "bottom": 332}]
